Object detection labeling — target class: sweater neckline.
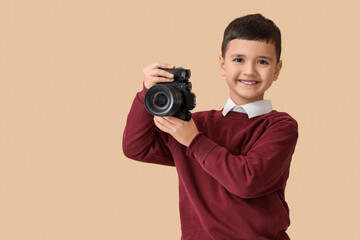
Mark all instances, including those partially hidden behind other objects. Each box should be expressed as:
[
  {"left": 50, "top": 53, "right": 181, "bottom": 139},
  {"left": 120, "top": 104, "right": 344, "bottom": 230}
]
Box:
[{"left": 217, "top": 109, "right": 276, "bottom": 119}]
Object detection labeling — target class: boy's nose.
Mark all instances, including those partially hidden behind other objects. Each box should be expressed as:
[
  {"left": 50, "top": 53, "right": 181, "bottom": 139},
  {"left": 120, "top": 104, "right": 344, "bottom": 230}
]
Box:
[{"left": 243, "top": 62, "right": 256, "bottom": 76}]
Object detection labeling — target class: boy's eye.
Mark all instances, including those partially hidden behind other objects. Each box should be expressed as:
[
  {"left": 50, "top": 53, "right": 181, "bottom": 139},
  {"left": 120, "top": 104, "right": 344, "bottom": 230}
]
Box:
[
  {"left": 233, "top": 58, "right": 244, "bottom": 62},
  {"left": 258, "top": 60, "right": 269, "bottom": 65}
]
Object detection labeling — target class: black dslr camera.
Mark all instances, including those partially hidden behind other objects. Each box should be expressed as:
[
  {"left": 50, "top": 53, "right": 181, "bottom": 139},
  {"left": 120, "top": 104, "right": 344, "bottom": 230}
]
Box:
[{"left": 144, "top": 67, "right": 196, "bottom": 121}]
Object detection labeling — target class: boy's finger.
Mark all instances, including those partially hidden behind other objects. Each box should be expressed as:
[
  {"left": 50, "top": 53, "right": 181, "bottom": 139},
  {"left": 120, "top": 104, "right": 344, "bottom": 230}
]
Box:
[
  {"left": 162, "top": 116, "right": 182, "bottom": 125},
  {"left": 155, "top": 116, "right": 176, "bottom": 127},
  {"left": 143, "top": 62, "right": 173, "bottom": 74},
  {"left": 151, "top": 68, "right": 174, "bottom": 79},
  {"left": 151, "top": 61, "right": 175, "bottom": 70},
  {"left": 154, "top": 117, "right": 172, "bottom": 132},
  {"left": 153, "top": 76, "right": 174, "bottom": 83}
]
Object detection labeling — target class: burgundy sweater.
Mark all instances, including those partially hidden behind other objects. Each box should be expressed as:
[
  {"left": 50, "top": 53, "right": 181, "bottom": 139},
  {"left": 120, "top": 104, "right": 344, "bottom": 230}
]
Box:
[{"left": 123, "top": 87, "right": 298, "bottom": 240}]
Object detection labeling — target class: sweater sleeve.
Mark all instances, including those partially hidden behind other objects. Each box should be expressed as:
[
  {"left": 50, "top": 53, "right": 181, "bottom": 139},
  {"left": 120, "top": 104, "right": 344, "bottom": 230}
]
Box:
[
  {"left": 122, "top": 85, "right": 175, "bottom": 166},
  {"left": 186, "top": 120, "right": 298, "bottom": 199}
]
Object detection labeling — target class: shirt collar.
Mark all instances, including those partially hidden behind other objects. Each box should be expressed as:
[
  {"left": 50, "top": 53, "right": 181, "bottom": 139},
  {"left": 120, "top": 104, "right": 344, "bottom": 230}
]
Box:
[{"left": 222, "top": 98, "right": 272, "bottom": 118}]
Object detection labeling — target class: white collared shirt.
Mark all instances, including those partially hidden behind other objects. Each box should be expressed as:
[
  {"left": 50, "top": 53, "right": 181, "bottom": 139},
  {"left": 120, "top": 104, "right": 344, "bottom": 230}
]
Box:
[{"left": 222, "top": 98, "right": 273, "bottom": 118}]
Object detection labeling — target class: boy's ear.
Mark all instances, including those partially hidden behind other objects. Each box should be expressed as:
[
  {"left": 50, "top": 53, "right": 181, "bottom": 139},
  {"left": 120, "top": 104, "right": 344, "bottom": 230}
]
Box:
[
  {"left": 274, "top": 60, "right": 283, "bottom": 81},
  {"left": 219, "top": 55, "right": 226, "bottom": 76}
]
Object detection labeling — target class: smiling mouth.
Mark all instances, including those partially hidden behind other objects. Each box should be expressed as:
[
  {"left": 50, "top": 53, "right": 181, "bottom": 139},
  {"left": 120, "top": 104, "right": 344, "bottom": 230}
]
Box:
[{"left": 238, "top": 80, "right": 259, "bottom": 85}]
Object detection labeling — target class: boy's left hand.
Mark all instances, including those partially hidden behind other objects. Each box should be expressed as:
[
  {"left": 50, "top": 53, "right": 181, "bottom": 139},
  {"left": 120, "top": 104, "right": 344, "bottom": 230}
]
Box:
[{"left": 154, "top": 116, "right": 199, "bottom": 147}]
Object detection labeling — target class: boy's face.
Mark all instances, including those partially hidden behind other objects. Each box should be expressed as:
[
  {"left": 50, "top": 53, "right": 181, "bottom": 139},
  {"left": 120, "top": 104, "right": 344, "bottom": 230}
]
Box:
[{"left": 219, "top": 39, "right": 282, "bottom": 105}]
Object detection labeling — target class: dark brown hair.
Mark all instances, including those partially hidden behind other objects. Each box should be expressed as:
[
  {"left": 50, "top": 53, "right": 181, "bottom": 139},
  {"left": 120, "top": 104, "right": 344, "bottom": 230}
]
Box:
[{"left": 221, "top": 14, "right": 282, "bottom": 62}]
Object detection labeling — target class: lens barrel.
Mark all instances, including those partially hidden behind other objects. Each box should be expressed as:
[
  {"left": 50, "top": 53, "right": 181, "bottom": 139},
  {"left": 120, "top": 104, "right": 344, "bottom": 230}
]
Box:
[{"left": 145, "top": 84, "right": 183, "bottom": 116}]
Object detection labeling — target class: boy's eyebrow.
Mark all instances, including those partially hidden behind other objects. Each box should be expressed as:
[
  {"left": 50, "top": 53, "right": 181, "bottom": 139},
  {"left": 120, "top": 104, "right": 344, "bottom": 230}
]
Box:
[
  {"left": 230, "top": 54, "right": 273, "bottom": 62},
  {"left": 230, "top": 54, "right": 246, "bottom": 58}
]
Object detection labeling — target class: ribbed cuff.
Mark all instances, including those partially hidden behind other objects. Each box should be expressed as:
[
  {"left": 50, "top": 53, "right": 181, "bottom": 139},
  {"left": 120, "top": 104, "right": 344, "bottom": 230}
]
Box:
[{"left": 186, "top": 133, "right": 218, "bottom": 165}]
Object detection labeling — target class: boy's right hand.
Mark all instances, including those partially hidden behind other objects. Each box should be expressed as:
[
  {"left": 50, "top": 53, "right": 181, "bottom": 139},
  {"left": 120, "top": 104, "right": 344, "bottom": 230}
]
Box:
[{"left": 143, "top": 62, "right": 175, "bottom": 89}]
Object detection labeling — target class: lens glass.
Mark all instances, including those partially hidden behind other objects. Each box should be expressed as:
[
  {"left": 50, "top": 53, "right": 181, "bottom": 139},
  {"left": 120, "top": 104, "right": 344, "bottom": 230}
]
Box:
[
  {"left": 144, "top": 84, "right": 182, "bottom": 117},
  {"left": 153, "top": 92, "right": 168, "bottom": 108}
]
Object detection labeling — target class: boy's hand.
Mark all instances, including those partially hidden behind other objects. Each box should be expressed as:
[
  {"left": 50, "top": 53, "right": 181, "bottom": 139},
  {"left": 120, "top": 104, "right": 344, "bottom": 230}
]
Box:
[
  {"left": 154, "top": 116, "right": 199, "bottom": 147},
  {"left": 143, "top": 62, "right": 175, "bottom": 89}
]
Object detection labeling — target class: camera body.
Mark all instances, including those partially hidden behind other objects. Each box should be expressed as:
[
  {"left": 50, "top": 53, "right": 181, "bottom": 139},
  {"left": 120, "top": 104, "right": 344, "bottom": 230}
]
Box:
[{"left": 144, "top": 67, "right": 196, "bottom": 121}]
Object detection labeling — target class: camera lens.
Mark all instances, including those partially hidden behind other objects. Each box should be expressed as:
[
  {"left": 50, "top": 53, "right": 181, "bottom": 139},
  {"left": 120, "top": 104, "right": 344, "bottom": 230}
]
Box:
[
  {"left": 144, "top": 84, "right": 183, "bottom": 117},
  {"left": 153, "top": 92, "right": 168, "bottom": 108}
]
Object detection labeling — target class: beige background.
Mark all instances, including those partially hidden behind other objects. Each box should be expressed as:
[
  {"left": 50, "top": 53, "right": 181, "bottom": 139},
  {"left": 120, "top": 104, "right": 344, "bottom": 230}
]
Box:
[{"left": 1, "top": 0, "right": 359, "bottom": 239}]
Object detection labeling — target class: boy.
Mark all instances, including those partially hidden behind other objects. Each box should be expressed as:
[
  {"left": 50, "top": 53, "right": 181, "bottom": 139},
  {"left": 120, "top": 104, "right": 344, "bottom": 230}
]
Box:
[{"left": 123, "top": 14, "right": 298, "bottom": 240}]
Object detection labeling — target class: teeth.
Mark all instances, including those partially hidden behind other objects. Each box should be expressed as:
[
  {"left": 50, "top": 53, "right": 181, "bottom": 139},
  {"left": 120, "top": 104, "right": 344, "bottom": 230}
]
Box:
[{"left": 240, "top": 80, "right": 257, "bottom": 85}]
